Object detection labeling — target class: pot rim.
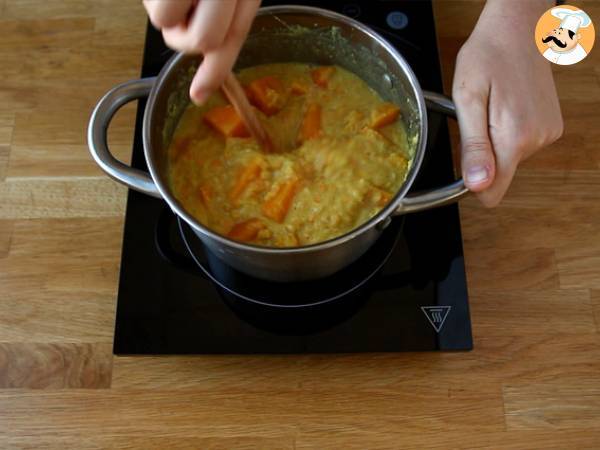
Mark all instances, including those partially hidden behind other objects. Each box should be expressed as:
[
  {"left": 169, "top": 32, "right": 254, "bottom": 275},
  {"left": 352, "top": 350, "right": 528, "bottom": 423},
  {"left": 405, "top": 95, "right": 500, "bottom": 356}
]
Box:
[{"left": 142, "top": 4, "right": 427, "bottom": 255}]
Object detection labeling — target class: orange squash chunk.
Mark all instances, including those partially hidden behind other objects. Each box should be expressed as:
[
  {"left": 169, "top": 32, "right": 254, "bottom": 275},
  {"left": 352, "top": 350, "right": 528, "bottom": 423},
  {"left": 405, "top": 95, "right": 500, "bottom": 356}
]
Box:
[
  {"left": 246, "top": 76, "right": 285, "bottom": 116},
  {"left": 290, "top": 81, "right": 308, "bottom": 96},
  {"left": 370, "top": 103, "right": 401, "bottom": 129},
  {"left": 229, "top": 159, "right": 263, "bottom": 203},
  {"left": 311, "top": 66, "right": 335, "bottom": 88},
  {"left": 297, "top": 103, "right": 322, "bottom": 144},
  {"left": 262, "top": 179, "right": 299, "bottom": 223},
  {"left": 227, "top": 218, "right": 266, "bottom": 242},
  {"left": 204, "top": 105, "right": 250, "bottom": 138}
]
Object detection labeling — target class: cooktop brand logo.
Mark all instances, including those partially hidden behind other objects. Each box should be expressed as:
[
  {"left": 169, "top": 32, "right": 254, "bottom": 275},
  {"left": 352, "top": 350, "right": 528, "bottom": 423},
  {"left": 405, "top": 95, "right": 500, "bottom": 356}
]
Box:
[
  {"left": 421, "top": 306, "right": 451, "bottom": 333},
  {"left": 535, "top": 5, "right": 595, "bottom": 66}
]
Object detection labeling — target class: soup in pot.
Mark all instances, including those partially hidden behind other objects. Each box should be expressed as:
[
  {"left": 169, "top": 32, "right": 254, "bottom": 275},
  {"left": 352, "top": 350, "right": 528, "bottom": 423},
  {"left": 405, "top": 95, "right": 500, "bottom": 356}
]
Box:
[{"left": 167, "top": 63, "right": 411, "bottom": 247}]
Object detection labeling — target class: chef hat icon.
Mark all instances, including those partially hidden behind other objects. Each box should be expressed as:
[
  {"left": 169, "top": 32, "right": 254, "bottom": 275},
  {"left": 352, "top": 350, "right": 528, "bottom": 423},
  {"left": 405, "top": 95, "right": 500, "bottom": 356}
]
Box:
[{"left": 551, "top": 7, "right": 592, "bottom": 33}]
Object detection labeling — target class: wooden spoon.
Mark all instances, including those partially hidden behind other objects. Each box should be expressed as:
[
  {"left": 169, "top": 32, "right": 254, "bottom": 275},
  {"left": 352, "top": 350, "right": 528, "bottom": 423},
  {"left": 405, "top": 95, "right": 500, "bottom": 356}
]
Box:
[{"left": 222, "top": 72, "right": 274, "bottom": 152}]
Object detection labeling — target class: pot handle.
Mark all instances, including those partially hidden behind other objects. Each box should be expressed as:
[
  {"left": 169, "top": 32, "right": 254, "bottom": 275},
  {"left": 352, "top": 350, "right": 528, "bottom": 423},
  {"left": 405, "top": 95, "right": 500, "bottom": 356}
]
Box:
[
  {"left": 87, "top": 77, "right": 161, "bottom": 198},
  {"left": 394, "top": 91, "right": 468, "bottom": 215}
]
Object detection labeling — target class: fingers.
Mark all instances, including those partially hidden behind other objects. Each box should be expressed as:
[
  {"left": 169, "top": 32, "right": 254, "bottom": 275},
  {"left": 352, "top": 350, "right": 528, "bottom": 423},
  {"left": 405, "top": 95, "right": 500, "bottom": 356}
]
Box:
[
  {"left": 189, "top": 0, "right": 260, "bottom": 104},
  {"left": 453, "top": 85, "right": 496, "bottom": 194},
  {"left": 143, "top": 0, "right": 193, "bottom": 29},
  {"left": 162, "top": 0, "right": 237, "bottom": 54}
]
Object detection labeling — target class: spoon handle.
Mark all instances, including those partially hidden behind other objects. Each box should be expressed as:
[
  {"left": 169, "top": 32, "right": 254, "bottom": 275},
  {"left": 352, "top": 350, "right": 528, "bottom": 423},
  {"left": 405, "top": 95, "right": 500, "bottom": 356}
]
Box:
[{"left": 222, "top": 72, "right": 274, "bottom": 152}]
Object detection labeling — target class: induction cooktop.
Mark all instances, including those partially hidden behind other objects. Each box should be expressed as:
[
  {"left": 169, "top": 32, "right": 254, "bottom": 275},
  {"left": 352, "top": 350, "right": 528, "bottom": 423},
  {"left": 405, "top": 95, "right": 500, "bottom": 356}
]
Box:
[{"left": 113, "top": 0, "right": 473, "bottom": 354}]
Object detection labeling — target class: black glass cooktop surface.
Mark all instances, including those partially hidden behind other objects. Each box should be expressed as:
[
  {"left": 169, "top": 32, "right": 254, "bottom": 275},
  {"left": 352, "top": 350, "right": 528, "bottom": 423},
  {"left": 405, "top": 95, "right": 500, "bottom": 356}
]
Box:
[{"left": 113, "top": 0, "right": 473, "bottom": 354}]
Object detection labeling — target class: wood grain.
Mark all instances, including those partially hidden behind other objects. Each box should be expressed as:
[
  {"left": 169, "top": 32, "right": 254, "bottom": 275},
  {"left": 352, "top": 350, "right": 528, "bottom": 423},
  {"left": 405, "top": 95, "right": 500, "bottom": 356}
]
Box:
[
  {"left": 0, "top": 220, "right": 12, "bottom": 258},
  {"left": 0, "top": 218, "right": 121, "bottom": 342},
  {"left": 0, "top": 387, "right": 504, "bottom": 436},
  {"left": 469, "top": 289, "right": 595, "bottom": 336},
  {"left": 557, "top": 244, "right": 600, "bottom": 289},
  {"left": 465, "top": 247, "right": 560, "bottom": 290},
  {"left": 504, "top": 380, "right": 600, "bottom": 430},
  {"left": 294, "top": 430, "right": 600, "bottom": 449},
  {"left": 592, "top": 290, "right": 600, "bottom": 332},
  {"left": 0, "top": 0, "right": 598, "bottom": 447},
  {"left": 0, "top": 343, "right": 112, "bottom": 388},
  {"left": 0, "top": 113, "right": 14, "bottom": 181},
  {"left": 0, "top": 178, "right": 126, "bottom": 219},
  {"left": 460, "top": 204, "right": 600, "bottom": 250},
  {"left": 1, "top": 436, "right": 296, "bottom": 450}
]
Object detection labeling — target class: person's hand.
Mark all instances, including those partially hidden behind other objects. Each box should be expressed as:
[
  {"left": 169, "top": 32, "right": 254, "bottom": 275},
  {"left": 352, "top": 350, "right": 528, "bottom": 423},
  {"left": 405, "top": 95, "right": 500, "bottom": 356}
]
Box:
[
  {"left": 143, "top": 0, "right": 260, "bottom": 105},
  {"left": 452, "top": 0, "right": 563, "bottom": 207}
]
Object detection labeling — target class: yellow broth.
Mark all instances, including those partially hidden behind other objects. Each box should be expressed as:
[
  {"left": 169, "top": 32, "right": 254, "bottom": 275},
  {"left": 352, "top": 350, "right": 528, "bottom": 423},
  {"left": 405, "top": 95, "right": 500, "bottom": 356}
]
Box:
[{"left": 167, "top": 63, "right": 411, "bottom": 247}]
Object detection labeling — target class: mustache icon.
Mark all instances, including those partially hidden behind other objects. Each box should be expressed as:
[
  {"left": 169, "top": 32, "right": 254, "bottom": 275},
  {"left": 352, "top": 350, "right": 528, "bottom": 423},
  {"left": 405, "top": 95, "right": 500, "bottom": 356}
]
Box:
[{"left": 542, "top": 35, "right": 567, "bottom": 48}]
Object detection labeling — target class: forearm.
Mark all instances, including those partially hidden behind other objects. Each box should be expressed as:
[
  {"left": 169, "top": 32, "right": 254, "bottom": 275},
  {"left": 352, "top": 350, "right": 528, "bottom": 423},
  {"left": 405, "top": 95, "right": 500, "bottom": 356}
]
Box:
[
  {"left": 482, "top": 0, "right": 554, "bottom": 33},
  {"left": 475, "top": 0, "right": 555, "bottom": 56},
  {"left": 485, "top": 0, "right": 554, "bottom": 17}
]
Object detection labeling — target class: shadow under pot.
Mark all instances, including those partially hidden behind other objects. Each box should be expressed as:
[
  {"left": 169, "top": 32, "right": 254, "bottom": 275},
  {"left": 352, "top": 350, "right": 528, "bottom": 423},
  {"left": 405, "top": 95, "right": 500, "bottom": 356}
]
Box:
[{"left": 180, "top": 214, "right": 403, "bottom": 335}]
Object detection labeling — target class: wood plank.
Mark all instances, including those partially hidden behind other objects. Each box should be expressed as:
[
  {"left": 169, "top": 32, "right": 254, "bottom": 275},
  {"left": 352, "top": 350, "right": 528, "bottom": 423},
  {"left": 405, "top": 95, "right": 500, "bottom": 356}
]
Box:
[
  {"left": 0, "top": 178, "right": 127, "bottom": 219},
  {"left": 0, "top": 218, "right": 122, "bottom": 341},
  {"left": 0, "top": 113, "right": 14, "bottom": 180},
  {"left": 0, "top": 145, "right": 9, "bottom": 181},
  {"left": 6, "top": 432, "right": 597, "bottom": 450},
  {"left": 1, "top": 216, "right": 123, "bottom": 288},
  {"left": 556, "top": 244, "right": 600, "bottom": 290},
  {"left": 0, "top": 220, "right": 12, "bottom": 258},
  {"left": 521, "top": 100, "right": 600, "bottom": 171},
  {"left": 0, "top": 291, "right": 117, "bottom": 342},
  {"left": 2, "top": 0, "right": 99, "bottom": 19},
  {"left": 592, "top": 290, "right": 600, "bottom": 333},
  {"left": 469, "top": 289, "right": 595, "bottom": 336},
  {"left": 0, "top": 17, "right": 96, "bottom": 48},
  {"left": 92, "top": 2, "right": 147, "bottom": 48},
  {"left": 483, "top": 169, "right": 600, "bottom": 209},
  {"left": 0, "top": 10, "right": 144, "bottom": 178},
  {"left": 552, "top": 64, "right": 600, "bottom": 102},
  {"left": 0, "top": 81, "right": 39, "bottom": 114},
  {"left": 432, "top": 0, "right": 485, "bottom": 37},
  {"left": 504, "top": 380, "right": 600, "bottom": 430},
  {"left": 460, "top": 205, "right": 600, "bottom": 250},
  {"left": 0, "top": 343, "right": 112, "bottom": 388},
  {"left": 0, "top": 386, "right": 504, "bottom": 437},
  {"left": 0, "top": 113, "right": 14, "bottom": 144},
  {"left": 0, "top": 40, "right": 144, "bottom": 82},
  {"left": 113, "top": 334, "right": 600, "bottom": 391},
  {"left": 112, "top": 355, "right": 303, "bottom": 390},
  {"left": 1, "top": 436, "right": 295, "bottom": 450},
  {"left": 0, "top": 15, "right": 144, "bottom": 84},
  {"left": 6, "top": 217, "right": 123, "bottom": 258},
  {"left": 0, "top": 19, "right": 95, "bottom": 83},
  {"left": 296, "top": 430, "right": 600, "bottom": 450},
  {"left": 464, "top": 247, "right": 559, "bottom": 290},
  {"left": 8, "top": 101, "right": 137, "bottom": 178}
]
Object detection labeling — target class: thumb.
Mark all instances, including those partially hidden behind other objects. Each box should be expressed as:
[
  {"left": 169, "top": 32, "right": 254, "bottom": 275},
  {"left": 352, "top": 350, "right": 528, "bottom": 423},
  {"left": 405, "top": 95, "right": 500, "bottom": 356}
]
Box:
[{"left": 454, "top": 89, "right": 496, "bottom": 192}]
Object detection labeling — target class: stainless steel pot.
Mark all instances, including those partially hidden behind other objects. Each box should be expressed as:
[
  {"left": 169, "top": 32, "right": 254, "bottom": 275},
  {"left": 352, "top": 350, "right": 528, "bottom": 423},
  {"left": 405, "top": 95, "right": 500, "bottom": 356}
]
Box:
[{"left": 88, "top": 5, "right": 468, "bottom": 282}]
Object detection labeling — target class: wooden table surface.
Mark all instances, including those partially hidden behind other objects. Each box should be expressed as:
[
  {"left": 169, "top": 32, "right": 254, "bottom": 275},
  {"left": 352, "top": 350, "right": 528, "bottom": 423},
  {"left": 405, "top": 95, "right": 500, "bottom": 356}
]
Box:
[{"left": 1, "top": 1, "right": 599, "bottom": 448}]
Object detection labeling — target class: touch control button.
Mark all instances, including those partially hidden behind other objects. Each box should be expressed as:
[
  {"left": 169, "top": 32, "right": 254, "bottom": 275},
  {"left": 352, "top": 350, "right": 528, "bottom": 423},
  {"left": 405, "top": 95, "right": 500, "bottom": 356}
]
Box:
[{"left": 386, "top": 11, "right": 408, "bottom": 30}]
